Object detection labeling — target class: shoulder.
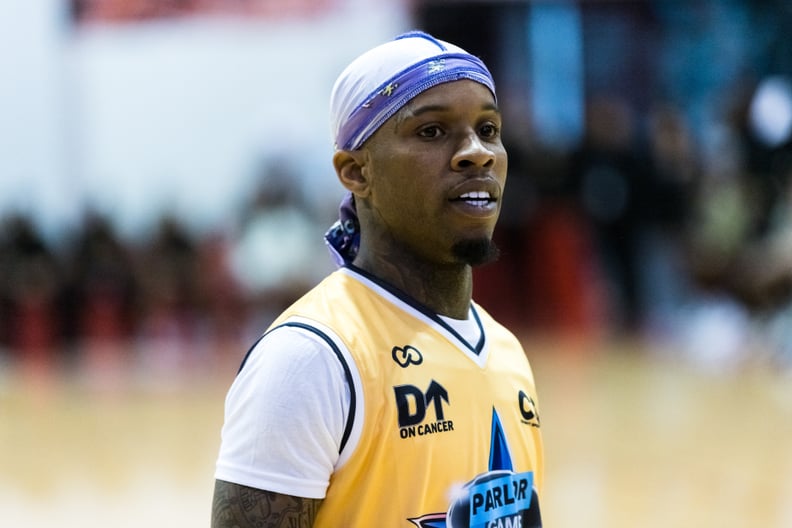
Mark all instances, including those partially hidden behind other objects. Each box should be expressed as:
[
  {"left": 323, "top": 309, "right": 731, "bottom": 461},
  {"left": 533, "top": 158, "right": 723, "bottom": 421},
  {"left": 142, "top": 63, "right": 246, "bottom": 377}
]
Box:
[
  {"left": 238, "top": 323, "right": 346, "bottom": 382},
  {"left": 266, "top": 268, "right": 366, "bottom": 326}
]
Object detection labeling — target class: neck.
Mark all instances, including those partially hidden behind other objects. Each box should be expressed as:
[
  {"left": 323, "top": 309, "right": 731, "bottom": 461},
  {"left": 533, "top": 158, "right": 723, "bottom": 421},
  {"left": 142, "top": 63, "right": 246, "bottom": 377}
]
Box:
[{"left": 353, "top": 250, "right": 473, "bottom": 319}]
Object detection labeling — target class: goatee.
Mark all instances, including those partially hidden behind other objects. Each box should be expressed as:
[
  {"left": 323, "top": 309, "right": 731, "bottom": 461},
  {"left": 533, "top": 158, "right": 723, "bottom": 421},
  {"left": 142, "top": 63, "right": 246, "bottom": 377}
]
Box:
[{"left": 451, "top": 238, "right": 500, "bottom": 267}]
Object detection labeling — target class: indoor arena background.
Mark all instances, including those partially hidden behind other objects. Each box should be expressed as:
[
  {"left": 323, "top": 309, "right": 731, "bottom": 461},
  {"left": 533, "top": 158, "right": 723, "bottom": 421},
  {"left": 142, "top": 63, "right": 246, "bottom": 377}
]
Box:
[{"left": 3, "top": 1, "right": 792, "bottom": 527}]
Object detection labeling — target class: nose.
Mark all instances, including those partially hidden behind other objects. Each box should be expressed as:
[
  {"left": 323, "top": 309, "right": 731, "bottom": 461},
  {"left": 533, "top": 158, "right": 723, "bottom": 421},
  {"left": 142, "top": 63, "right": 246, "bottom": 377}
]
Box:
[{"left": 451, "top": 131, "right": 496, "bottom": 170}]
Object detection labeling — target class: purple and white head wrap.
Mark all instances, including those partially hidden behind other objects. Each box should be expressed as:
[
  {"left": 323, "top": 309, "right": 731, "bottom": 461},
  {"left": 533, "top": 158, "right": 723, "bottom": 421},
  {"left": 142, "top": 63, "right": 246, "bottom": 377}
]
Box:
[{"left": 324, "top": 30, "right": 497, "bottom": 266}]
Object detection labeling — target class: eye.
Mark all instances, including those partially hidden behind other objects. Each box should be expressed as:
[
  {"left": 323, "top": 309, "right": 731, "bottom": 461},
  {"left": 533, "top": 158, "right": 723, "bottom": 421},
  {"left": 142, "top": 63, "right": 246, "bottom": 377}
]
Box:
[
  {"left": 479, "top": 122, "right": 500, "bottom": 139},
  {"left": 417, "top": 125, "right": 444, "bottom": 139}
]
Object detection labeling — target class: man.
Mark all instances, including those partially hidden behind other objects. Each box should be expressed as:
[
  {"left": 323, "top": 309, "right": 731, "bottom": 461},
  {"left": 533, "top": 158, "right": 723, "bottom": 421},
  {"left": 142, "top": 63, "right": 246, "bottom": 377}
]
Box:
[{"left": 212, "top": 31, "right": 544, "bottom": 527}]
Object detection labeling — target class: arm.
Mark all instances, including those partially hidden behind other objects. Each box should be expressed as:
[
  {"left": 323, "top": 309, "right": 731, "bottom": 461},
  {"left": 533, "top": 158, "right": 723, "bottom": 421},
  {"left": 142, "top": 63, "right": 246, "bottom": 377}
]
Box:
[
  {"left": 212, "top": 327, "right": 352, "bottom": 527},
  {"left": 211, "top": 479, "right": 323, "bottom": 528}
]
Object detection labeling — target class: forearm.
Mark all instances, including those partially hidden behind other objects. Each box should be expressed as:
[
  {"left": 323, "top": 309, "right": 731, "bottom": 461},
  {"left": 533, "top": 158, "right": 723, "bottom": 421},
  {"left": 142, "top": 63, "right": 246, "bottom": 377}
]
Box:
[{"left": 211, "top": 479, "right": 322, "bottom": 528}]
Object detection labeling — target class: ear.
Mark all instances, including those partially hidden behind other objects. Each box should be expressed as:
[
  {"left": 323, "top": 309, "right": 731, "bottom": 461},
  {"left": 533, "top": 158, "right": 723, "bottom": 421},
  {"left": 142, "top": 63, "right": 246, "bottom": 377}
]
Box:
[{"left": 333, "top": 149, "right": 371, "bottom": 198}]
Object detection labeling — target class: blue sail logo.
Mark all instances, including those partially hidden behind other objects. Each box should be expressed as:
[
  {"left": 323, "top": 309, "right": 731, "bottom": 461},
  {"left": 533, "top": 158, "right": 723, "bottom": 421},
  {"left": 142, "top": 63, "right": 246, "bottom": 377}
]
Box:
[{"left": 408, "top": 409, "right": 542, "bottom": 528}]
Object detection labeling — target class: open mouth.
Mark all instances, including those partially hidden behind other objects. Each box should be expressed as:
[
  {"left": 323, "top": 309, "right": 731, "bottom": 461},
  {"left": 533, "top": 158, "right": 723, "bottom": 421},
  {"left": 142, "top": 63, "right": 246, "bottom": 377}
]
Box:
[{"left": 453, "top": 191, "right": 495, "bottom": 208}]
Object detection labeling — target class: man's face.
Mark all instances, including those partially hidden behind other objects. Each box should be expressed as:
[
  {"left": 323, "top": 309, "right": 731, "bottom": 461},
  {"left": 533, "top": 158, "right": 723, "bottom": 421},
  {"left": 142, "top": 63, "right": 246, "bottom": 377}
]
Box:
[{"left": 359, "top": 80, "right": 508, "bottom": 266}]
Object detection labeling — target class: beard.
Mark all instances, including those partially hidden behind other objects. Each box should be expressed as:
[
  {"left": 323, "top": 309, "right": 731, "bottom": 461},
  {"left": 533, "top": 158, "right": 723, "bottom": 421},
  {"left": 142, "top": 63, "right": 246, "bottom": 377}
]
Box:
[{"left": 451, "top": 237, "right": 500, "bottom": 267}]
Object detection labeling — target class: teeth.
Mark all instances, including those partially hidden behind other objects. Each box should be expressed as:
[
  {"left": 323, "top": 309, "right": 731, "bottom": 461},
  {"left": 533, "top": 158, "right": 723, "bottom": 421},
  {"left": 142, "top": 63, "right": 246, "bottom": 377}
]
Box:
[{"left": 459, "top": 191, "right": 491, "bottom": 200}]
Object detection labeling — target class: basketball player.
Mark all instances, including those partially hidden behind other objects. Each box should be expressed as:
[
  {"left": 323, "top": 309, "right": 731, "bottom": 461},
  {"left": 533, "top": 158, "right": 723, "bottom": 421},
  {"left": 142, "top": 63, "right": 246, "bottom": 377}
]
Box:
[{"left": 211, "top": 31, "right": 544, "bottom": 527}]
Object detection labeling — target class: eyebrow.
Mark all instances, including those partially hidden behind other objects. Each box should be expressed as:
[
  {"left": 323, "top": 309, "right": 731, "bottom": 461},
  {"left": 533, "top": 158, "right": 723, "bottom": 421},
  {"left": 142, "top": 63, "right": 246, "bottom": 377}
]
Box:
[{"left": 395, "top": 101, "right": 501, "bottom": 127}]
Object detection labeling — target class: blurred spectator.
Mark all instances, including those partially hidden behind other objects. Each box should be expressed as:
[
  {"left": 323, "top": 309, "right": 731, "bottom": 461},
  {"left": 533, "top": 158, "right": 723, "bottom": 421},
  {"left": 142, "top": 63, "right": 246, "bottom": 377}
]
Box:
[
  {"left": 640, "top": 101, "right": 701, "bottom": 335},
  {"left": 688, "top": 75, "right": 792, "bottom": 312},
  {"left": 229, "top": 160, "right": 332, "bottom": 335},
  {"left": 135, "top": 214, "right": 202, "bottom": 373},
  {"left": 0, "top": 215, "right": 62, "bottom": 372},
  {"left": 193, "top": 230, "right": 247, "bottom": 355},
  {"left": 644, "top": 102, "right": 699, "bottom": 234},
  {"left": 728, "top": 187, "right": 792, "bottom": 311},
  {"left": 673, "top": 73, "right": 792, "bottom": 369},
  {"left": 58, "top": 211, "right": 139, "bottom": 380},
  {"left": 59, "top": 212, "right": 138, "bottom": 344},
  {"left": 568, "top": 95, "right": 651, "bottom": 333}
]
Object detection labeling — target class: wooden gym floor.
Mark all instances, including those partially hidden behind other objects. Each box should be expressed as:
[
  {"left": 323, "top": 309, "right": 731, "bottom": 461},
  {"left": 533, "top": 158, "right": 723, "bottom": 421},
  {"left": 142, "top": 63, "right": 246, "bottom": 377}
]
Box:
[{"left": 2, "top": 336, "right": 791, "bottom": 527}]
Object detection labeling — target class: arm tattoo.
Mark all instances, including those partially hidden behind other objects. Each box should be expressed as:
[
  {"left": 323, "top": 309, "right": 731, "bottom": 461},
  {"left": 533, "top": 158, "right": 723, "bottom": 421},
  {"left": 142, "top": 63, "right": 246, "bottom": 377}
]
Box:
[{"left": 211, "top": 479, "right": 323, "bottom": 528}]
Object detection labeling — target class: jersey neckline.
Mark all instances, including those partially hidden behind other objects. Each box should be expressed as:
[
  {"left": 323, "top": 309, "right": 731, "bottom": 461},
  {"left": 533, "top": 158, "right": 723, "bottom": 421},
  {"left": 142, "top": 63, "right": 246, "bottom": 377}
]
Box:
[{"left": 341, "top": 264, "right": 487, "bottom": 359}]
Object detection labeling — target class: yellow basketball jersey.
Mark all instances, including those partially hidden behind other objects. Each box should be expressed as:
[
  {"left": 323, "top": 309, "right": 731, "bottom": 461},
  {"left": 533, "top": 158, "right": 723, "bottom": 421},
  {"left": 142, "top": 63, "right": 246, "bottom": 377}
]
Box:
[{"left": 267, "top": 266, "right": 544, "bottom": 527}]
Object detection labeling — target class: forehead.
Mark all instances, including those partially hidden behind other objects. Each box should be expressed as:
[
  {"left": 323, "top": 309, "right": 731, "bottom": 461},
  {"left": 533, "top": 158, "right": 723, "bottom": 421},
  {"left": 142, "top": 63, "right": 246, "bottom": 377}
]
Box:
[{"left": 398, "top": 80, "right": 498, "bottom": 117}]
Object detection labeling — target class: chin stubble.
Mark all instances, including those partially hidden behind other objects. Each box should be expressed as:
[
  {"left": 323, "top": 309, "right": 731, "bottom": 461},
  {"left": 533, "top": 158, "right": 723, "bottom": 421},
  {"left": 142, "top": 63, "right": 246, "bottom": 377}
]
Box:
[{"left": 451, "top": 238, "right": 500, "bottom": 267}]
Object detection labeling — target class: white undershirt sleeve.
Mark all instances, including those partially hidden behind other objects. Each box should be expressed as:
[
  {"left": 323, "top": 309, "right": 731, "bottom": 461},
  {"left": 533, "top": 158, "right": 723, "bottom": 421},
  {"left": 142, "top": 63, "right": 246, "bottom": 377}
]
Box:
[{"left": 214, "top": 324, "right": 351, "bottom": 499}]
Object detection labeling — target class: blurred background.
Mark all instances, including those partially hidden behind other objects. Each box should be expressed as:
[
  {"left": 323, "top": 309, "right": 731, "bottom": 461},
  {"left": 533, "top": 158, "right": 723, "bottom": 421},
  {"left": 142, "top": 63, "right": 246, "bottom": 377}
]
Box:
[{"left": 2, "top": 0, "right": 792, "bottom": 526}]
